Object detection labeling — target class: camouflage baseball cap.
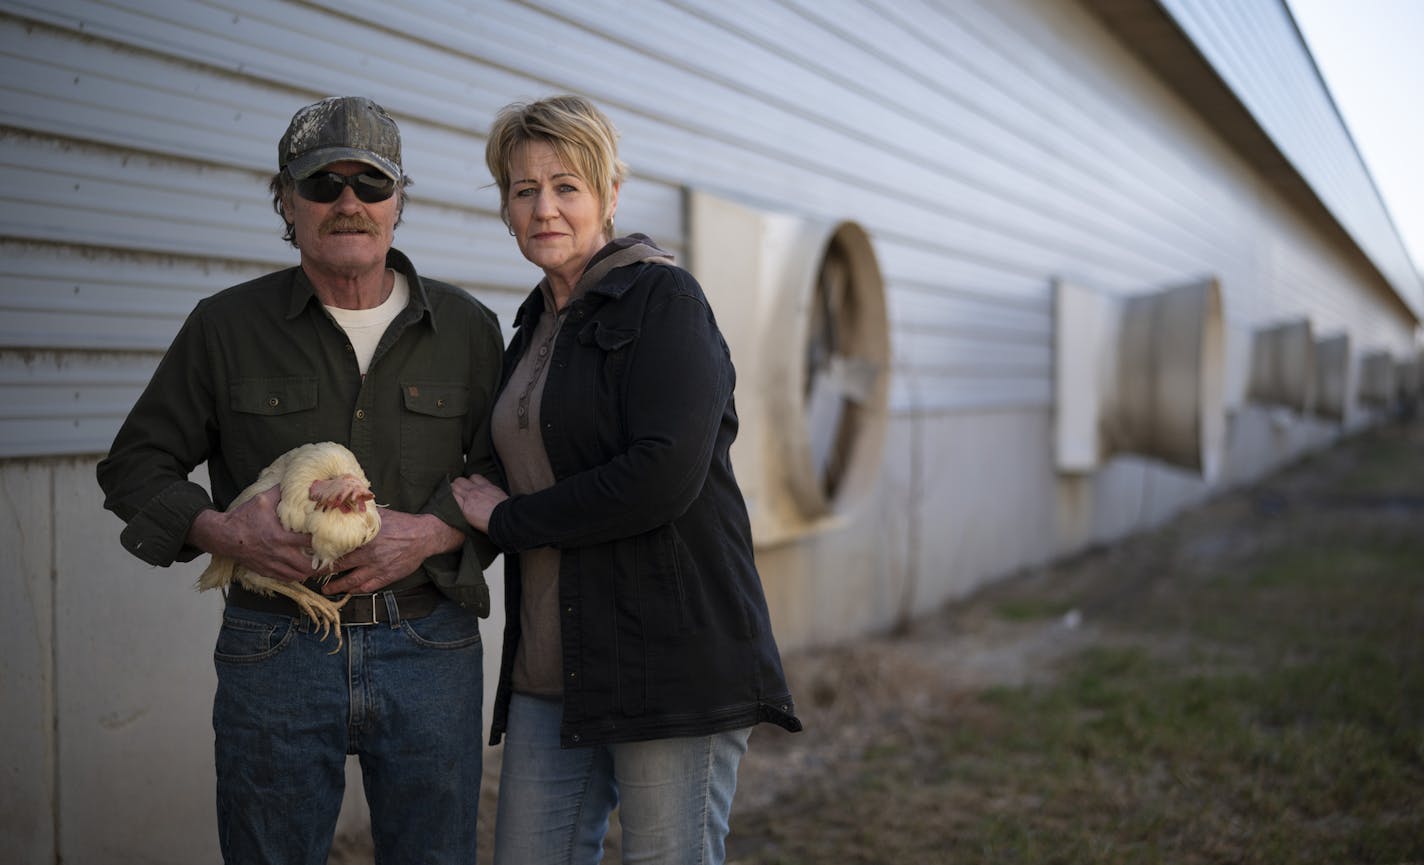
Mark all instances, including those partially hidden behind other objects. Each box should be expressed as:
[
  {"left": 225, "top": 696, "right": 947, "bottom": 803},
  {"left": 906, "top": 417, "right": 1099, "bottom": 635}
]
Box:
[{"left": 278, "top": 96, "right": 402, "bottom": 181}]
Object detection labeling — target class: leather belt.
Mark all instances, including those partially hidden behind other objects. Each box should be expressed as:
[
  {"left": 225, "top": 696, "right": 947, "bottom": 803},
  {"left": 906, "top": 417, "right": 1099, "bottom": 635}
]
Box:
[{"left": 225, "top": 582, "right": 442, "bottom": 626}]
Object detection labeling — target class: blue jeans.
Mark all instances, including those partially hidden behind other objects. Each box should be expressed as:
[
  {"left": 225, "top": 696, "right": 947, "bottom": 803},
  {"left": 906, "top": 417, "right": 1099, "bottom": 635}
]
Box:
[
  {"left": 493, "top": 693, "right": 752, "bottom": 865},
  {"left": 212, "top": 596, "right": 483, "bottom": 864}
]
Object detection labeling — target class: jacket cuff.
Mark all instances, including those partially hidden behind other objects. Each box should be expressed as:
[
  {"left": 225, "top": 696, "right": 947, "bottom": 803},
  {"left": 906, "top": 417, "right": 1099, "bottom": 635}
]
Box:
[
  {"left": 424, "top": 479, "right": 502, "bottom": 570},
  {"left": 486, "top": 498, "right": 518, "bottom": 554},
  {"left": 425, "top": 538, "right": 493, "bottom": 618},
  {"left": 118, "top": 481, "right": 214, "bottom": 566},
  {"left": 422, "top": 478, "right": 473, "bottom": 535}
]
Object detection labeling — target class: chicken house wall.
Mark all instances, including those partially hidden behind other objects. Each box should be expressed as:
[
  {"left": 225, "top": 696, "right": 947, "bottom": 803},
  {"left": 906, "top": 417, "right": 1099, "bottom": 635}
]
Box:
[{"left": 1, "top": 0, "right": 1419, "bottom": 862}]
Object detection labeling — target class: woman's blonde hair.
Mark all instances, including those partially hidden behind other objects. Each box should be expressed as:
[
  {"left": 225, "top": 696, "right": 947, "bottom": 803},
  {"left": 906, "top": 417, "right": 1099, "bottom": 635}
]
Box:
[{"left": 485, "top": 94, "right": 628, "bottom": 238}]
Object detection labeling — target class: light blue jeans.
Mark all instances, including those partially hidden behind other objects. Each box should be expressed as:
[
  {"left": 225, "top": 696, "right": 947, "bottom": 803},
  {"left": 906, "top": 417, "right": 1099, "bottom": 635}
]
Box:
[
  {"left": 212, "top": 597, "right": 483, "bottom": 864},
  {"left": 494, "top": 693, "right": 752, "bottom": 865}
]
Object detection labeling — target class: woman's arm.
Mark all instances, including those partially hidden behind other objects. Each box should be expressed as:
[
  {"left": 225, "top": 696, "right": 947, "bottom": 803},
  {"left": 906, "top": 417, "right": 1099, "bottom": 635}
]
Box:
[{"left": 483, "top": 272, "right": 732, "bottom": 552}]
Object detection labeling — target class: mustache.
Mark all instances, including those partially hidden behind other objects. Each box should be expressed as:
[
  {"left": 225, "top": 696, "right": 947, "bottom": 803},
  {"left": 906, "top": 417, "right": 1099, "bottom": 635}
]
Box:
[{"left": 319, "top": 214, "right": 381, "bottom": 236}]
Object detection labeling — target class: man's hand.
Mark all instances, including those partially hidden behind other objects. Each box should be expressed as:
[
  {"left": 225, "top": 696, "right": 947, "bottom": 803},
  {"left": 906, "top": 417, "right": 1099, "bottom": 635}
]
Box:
[
  {"left": 187, "top": 485, "right": 319, "bottom": 583},
  {"left": 321, "top": 510, "right": 463, "bottom": 595}
]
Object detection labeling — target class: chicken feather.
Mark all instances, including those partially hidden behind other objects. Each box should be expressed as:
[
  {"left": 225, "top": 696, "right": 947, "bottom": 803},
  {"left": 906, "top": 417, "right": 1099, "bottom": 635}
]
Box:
[{"left": 197, "top": 441, "right": 381, "bottom": 650}]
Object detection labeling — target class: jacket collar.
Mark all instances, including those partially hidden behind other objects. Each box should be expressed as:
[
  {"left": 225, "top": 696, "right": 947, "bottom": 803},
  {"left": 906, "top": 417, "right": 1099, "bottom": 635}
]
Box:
[
  {"left": 286, "top": 247, "right": 436, "bottom": 330},
  {"left": 511, "top": 234, "right": 673, "bottom": 330}
]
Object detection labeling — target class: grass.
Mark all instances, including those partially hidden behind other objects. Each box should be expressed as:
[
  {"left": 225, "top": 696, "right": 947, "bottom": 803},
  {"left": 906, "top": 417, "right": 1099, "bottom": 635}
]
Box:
[
  {"left": 992, "top": 597, "right": 1079, "bottom": 623},
  {"left": 728, "top": 426, "right": 1424, "bottom": 865}
]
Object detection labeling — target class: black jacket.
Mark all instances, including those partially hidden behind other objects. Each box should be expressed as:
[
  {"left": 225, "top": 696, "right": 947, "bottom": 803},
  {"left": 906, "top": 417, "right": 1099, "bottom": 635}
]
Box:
[{"left": 487, "top": 243, "right": 802, "bottom": 747}]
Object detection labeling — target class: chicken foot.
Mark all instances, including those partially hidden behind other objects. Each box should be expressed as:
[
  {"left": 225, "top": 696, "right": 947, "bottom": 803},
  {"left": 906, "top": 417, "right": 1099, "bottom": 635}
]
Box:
[{"left": 239, "top": 572, "right": 352, "bottom": 653}]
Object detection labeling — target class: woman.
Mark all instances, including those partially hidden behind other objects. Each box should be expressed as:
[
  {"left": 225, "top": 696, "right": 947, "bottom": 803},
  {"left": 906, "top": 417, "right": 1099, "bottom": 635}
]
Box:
[{"left": 452, "top": 94, "right": 801, "bottom": 865}]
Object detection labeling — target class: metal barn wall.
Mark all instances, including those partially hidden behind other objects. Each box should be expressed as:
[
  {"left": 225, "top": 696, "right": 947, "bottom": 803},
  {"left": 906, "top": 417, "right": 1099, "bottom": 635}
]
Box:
[
  {"left": 1158, "top": 0, "right": 1422, "bottom": 316},
  {"left": 0, "top": 0, "right": 1417, "bottom": 862}
]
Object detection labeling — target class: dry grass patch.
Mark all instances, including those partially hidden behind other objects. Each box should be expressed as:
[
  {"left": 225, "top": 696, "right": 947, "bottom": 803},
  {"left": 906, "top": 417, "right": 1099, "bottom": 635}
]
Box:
[{"left": 729, "top": 425, "right": 1424, "bottom": 865}]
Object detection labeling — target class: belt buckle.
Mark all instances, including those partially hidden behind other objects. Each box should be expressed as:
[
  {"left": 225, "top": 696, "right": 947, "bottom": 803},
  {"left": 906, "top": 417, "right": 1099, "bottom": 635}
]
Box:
[{"left": 344, "top": 592, "right": 382, "bottom": 627}]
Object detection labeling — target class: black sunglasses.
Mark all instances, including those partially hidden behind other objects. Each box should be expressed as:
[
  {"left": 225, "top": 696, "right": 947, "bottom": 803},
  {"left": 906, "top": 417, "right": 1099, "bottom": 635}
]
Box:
[{"left": 295, "top": 170, "right": 397, "bottom": 204}]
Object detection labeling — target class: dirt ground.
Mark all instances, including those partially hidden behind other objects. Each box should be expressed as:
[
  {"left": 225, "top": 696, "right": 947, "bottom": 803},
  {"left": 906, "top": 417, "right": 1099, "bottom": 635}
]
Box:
[
  {"left": 330, "top": 418, "right": 1424, "bottom": 864},
  {"left": 723, "top": 418, "right": 1424, "bottom": 860}
]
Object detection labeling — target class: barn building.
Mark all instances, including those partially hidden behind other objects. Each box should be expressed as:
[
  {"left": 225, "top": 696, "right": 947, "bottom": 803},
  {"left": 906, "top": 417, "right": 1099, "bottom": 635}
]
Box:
[{"left": 1, "top": 0, "right": 1418, "bottom": 860}]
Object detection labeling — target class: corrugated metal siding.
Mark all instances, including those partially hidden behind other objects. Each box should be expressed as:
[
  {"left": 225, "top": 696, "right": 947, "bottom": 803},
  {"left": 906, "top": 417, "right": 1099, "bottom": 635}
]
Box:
[
  {"left": 1158, "top": 0, "right": 1424, "bottom": 318},
  {"left": 0, "top": 350, "right": 157, "bottom": 457},
  {"left": 5, "top": 3, "right": 1420, "bottom": 860},
  {"left": 0, "top": 0, "right": 1415, "bottom": 454},
  {"left": 1, "top": 241, "right": 231, "bottom": 350}
]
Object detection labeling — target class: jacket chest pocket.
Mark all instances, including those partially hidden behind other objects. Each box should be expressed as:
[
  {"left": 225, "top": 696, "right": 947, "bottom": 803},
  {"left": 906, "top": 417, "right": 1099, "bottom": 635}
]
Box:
[
  {"left": 399, "top": 380, "right": 470, "bottom": 490},
  {"left": 572, "top": 320, "right": 640, "bottom": 449},
  {"left": 228, "top": 377, "right": 319, "bottom": 474},
  {"left": 577, "top": 320, "right": 639, "bottom": 366}
]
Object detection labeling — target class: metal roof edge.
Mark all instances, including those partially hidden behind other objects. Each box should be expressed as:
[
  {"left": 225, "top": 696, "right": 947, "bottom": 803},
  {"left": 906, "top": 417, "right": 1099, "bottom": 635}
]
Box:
[{"left": 1079, "top": 0, "right": 1424, "bottom": 324}]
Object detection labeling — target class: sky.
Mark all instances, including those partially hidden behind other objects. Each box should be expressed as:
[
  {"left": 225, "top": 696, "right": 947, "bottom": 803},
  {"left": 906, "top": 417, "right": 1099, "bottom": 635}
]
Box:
[{"left": 1286, "top": 0, "right": 1424, "bottom": 279}]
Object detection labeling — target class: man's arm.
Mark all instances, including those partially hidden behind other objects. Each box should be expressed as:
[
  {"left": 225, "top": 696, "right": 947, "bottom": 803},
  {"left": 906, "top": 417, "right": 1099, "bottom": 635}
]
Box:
[
  {"left": 187, "top": 486, "right": 325, "bottom": 584},
  {"left": 320, "top": 510, "right": 464, "bottom": 595},
  {"left": 97, "top": 307, "right": 221, "bottom": 567}
]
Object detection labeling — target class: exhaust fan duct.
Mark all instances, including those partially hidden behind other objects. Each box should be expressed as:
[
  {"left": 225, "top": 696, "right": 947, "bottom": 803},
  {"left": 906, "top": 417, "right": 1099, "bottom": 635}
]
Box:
[
  {"left": 1312, "top": 334, "right": 1351, "bottom": 421},
  {"left": 688, "top": 189, "right": 890, "bottom": 546},
  {"left": 1247, "top": 319, "right": 1314, "bottom": 412},
  {"left": 1396, "top": 354, "right": 1423, "bottom": 404},
  {"left": 1054, "top": 277, "right": 1225, "bottom": 480},
  {"left": 1358, "top": 351, "right": 1397, "bottom": 407}
]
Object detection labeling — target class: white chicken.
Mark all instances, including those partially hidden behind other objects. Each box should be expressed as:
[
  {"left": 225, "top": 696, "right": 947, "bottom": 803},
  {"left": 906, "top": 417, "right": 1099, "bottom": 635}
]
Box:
[{"left": 197, "top": 441, "right": 381, "bottom": 649}]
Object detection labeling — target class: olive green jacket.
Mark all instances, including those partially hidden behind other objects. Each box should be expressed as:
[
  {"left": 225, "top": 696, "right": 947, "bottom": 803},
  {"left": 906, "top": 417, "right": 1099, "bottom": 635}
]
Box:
[{"left": 97, "top": 248, "right": 503, "bottom": 613}]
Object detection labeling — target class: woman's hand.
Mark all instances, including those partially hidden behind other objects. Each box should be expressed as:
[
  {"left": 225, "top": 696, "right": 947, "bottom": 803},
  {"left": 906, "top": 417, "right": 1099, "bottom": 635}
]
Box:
[{"left": 452, "top": 475, "right": 510, "bottom": 534}]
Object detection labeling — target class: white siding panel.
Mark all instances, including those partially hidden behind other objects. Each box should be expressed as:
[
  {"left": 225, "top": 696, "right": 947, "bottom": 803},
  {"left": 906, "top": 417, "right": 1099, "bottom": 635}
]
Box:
[
  {"left": 311, "top": 0, "right": 1214, "bottom": 289},
  {"left": 1159, "top": 0, "right": 1424, "bottom": 316},
  {"left": 670, "top": 0, "right": 1223, "bottom": 247},
  {"left": 889, "top": 286, "right": 1050, "bottom": 341},
  {"left": 895, "top": 329, "right": 1051, "bottom": 374},
  {"left": 4, "top": 0, "right": 1413, "bottom": 442},
  {"left": 0, "top": 11, "right": 292, "bottom": 171},
  {"left": 519, "top": 0, "right": 1220, "bottom": 276},
  {"left": 890, "top": 374, "right": 1051, "bottom": 414},
  {"left": 0, "top": 242, "right": 257, "bottom": 350},
  {"left": 0, "top": 132, "right": 286, "bottom": 260},
  {"left": 0, "top": 3, "right": 681, "bottom": 303},
  {"left": 4, "top": 0, "right": 525, "bottom": 132},
  {"left": 0, "top": 351, "right": 153, "bottom": 456}
]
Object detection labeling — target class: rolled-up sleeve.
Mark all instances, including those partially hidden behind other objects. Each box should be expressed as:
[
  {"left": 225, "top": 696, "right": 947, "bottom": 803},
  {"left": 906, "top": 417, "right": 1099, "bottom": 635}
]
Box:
[{"left": 97, "top": 305, "right": 218, "bottom": 567}]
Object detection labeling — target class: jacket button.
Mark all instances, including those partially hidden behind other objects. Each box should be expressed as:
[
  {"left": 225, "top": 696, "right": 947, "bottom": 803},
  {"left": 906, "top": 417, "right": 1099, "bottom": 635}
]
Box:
[
  {"left": 565, "top": 606, "right": 573, "bottom": 614},
  {"left": 571, "top": 734, "right": 581, "bottom": 743},
  {"left": 355, "top": 409, "right": 366, "bottom": 420},
  {"left": 568, "top": 671, "right": 577, "bottom": 680},
  {"left": 268, "top": 397, "right": 279, "bottom": 407}
]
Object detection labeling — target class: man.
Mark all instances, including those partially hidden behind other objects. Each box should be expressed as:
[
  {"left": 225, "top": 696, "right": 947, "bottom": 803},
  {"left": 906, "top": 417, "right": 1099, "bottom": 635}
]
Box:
[{"left": 97, "top": 96, "right": 502, "bottom": 863}]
